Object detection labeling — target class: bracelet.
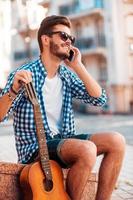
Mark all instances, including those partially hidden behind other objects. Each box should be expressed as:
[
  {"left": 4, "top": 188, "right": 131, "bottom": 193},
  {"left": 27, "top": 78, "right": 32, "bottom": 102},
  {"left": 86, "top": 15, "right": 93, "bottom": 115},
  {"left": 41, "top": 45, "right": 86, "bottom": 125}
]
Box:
[
  {"left": 7, "top": 91, "right": 15, "bottom": 101},
  {"left": 10, "top": 86, "right": 18, "bottom": 95}
]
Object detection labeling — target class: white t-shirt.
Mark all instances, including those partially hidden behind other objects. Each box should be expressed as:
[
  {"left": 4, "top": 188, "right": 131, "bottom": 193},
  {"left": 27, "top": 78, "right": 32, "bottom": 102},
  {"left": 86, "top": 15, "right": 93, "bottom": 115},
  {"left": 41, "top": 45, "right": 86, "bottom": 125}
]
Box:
[{"left": 43, "top": 73, "right": 63, "bottom": 136}]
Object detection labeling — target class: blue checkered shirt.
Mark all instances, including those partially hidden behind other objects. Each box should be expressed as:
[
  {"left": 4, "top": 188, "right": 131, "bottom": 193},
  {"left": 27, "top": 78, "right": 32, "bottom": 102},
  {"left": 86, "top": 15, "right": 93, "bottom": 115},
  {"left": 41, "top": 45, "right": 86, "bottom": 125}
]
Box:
[{"left": 0, "top": 57, "right": 107, "bottom": 163}]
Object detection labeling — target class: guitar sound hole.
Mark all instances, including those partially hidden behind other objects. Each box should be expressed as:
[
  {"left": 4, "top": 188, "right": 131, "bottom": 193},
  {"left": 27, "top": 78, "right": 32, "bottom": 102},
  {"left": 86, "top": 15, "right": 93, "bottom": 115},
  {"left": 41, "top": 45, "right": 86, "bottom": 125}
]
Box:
[{"left": 43, "top": 179, "right": 53, "bottom": 191}]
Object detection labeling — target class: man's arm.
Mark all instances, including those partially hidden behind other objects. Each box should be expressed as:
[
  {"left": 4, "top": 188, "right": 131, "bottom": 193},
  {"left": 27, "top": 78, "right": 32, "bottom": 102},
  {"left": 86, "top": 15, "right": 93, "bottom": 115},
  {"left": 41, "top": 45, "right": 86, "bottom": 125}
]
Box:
[
  {"left": 0, "top": 89, "right": 17, "bottom": 121},
  {"left": 72, "top": 62, "right": 102, "bottom": 97},
  {"left": 65, "top": 47, "right": 102, "bottom": 98},
  {"left": 0, "top": 70, "right": 32, "bottom": 122}
]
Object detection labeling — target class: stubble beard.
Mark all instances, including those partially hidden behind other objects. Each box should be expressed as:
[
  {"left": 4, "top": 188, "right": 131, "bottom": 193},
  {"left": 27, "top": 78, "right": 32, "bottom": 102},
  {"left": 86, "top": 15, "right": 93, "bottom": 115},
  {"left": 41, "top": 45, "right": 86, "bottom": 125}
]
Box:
[{"left": 49, "top": 41, "right": 70, "bottom": 60}]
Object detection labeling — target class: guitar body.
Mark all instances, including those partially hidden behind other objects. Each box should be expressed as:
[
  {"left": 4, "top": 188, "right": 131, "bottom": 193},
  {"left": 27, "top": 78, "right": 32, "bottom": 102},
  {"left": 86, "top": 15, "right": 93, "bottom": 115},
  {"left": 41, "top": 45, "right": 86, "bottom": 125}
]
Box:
[
  {"left": 20, "top": 160, "right": 70, "bottom": 200},
  {"left": 20, "top": 164, "right": 33, "bottom": 200}
]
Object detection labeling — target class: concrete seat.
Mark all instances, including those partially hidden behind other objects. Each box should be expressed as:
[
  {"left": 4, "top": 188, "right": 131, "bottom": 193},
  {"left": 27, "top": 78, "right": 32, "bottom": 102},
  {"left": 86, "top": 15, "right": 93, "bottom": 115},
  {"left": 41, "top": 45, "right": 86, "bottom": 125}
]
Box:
[{"left": 0, "top": 162, "right": 97, "bottom": 200}]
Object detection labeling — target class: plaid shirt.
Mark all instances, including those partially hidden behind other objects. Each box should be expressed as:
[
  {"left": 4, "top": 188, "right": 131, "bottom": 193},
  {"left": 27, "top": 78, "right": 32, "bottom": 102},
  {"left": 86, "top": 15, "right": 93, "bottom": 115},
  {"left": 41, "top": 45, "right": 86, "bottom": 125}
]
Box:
[{"left": 0, "top": 57, "right": 107, "bottom": 163}]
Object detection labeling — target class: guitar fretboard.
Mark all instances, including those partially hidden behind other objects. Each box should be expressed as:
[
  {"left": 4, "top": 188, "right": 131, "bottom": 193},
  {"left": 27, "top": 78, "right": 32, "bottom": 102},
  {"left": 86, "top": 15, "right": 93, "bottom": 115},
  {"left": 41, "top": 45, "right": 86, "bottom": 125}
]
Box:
[{"left": 25, "top": 82, "right": 53, "bottom": 181}]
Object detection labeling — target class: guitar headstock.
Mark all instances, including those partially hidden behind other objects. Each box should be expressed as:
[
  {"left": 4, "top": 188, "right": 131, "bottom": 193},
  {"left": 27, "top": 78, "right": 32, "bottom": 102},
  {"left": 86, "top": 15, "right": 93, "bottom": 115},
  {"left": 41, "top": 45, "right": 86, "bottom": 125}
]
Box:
[{"left": 24, "top": 82, "right": 39, "bottom": 106}]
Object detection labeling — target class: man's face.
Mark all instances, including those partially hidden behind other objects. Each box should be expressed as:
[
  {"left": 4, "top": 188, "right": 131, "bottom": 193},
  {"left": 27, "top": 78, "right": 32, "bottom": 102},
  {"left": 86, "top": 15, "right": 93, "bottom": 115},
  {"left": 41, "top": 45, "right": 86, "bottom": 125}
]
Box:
[{"left": 48, "top": 24, "right": 74, "bottom": 60}]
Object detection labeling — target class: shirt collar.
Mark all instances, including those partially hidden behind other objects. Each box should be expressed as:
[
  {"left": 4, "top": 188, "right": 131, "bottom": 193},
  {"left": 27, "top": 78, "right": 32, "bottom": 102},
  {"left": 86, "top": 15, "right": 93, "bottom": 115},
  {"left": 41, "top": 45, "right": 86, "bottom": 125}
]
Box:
[
  {"left": 38, "top": 56, "right": 47, "bottom": 76},
  {"left": 37, "top": 56, "right": 69, "bottom": 83}
]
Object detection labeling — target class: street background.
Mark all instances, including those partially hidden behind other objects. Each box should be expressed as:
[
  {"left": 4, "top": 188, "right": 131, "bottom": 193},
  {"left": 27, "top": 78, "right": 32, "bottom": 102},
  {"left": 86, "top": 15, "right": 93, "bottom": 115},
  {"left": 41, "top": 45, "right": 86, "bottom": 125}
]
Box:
[{"left": 0, "top": 0, "right": 133, "bottom": 199}]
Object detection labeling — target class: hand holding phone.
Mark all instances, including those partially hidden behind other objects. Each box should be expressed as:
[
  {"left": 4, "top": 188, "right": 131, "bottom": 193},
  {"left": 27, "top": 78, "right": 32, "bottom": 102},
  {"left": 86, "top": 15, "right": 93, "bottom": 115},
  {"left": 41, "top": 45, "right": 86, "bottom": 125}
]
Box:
[
  {"left": 68, "top": 49, "right": 74, "bottom": 61},
  {"left": 65, "top": 47, "right": 82, "bottom": 70}
]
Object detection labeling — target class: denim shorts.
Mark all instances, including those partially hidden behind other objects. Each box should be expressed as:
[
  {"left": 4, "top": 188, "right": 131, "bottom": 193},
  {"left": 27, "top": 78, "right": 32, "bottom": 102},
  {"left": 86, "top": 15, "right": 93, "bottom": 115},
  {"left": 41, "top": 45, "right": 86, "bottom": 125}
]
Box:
[{"left": 27, "top": 134, "right": 91, "bottom": 168}]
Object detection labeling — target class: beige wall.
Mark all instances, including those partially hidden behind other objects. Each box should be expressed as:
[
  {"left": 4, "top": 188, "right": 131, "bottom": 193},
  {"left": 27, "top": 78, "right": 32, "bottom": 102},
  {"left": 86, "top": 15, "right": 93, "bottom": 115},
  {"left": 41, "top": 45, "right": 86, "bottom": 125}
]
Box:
[{"left": 104, "top": 0, "right": 133, "bottom": 113}]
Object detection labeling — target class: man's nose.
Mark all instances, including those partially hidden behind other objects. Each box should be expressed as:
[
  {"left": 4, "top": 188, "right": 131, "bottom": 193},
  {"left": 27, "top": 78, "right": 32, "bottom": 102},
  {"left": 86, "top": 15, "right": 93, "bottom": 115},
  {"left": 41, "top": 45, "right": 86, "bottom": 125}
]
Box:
[{"left": 65, "top": 39, "right": 71, "bottom": 46}]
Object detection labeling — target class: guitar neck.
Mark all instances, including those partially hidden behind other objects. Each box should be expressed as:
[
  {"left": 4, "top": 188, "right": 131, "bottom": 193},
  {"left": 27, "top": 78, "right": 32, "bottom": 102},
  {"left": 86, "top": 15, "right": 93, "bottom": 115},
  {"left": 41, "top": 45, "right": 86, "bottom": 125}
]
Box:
[
  {"left": 33, "top": 104, "right": 52, "bottom": 180},
  {"left": 24, "top": 82, "right": 52, "bottom": 180}
]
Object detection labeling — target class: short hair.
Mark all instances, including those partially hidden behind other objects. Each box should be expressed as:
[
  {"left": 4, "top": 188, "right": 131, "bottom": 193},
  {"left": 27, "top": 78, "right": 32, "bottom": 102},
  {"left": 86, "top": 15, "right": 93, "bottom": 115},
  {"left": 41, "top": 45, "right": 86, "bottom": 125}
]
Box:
[{"left": 38, "top": 15, "right": 71, "bottom": 52}]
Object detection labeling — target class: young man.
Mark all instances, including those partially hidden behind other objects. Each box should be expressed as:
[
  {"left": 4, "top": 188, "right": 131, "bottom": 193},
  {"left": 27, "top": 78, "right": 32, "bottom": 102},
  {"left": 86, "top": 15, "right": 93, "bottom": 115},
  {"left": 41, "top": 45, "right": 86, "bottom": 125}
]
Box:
[{"left": 0, "top": 15, "right": 125, "bottom": 200}]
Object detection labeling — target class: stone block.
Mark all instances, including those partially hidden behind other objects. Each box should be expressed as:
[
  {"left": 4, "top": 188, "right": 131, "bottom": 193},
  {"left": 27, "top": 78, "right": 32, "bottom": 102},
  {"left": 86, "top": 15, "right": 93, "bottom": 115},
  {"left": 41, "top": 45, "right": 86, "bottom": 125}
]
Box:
[{"left": 0, "top": 162, "right": 24, "bottom": 200}]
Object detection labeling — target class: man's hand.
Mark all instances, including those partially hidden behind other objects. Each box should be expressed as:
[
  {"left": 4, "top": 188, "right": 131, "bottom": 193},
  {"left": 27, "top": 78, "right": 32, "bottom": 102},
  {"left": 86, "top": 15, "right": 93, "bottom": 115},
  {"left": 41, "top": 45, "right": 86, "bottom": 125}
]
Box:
[
  {"left": 64, "top": 47, "right": 102, "bottom": 98},
  {"left": 12, "top": 70, "right": 32, "bottom": 93},
  {"left": 64, "top": 47, "right": 82, "bottom": 72}
]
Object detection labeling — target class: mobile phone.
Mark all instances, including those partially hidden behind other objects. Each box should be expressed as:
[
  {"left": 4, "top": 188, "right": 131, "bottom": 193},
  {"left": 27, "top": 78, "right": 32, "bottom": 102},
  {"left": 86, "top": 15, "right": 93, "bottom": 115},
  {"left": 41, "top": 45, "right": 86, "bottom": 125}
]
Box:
[{"left": 68, "top": 49, "right": 74, "bottom": 61}]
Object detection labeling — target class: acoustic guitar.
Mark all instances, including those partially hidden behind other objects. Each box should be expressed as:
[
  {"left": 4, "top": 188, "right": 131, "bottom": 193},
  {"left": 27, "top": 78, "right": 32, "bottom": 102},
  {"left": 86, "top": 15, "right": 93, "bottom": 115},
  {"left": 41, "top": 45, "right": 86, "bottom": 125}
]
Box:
[{"left": 20, "top": 82, "right": 70, "bottom": 200}]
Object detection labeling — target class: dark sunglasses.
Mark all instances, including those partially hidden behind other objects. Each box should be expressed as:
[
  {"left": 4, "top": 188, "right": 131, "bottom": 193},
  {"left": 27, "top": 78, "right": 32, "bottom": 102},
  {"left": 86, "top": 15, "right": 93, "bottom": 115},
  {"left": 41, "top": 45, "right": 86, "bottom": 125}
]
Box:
[{"left": 46, "top": 31, "right": 75, "bottom": 45}]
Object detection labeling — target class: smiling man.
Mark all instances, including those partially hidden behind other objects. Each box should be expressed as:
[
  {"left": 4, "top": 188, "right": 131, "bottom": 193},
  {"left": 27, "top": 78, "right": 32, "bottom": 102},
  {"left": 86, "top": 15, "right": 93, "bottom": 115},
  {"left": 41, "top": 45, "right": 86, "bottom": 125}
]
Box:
[{"left": 0, "top": 15, "right": 125, "bottom": 200}]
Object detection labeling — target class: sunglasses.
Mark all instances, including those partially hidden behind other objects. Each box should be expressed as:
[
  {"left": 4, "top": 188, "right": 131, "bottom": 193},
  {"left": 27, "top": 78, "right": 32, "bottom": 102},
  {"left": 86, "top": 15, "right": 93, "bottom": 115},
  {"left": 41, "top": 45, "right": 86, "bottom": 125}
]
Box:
[{"left": 46, "top": 31, "right": 75, "bottom": 45}]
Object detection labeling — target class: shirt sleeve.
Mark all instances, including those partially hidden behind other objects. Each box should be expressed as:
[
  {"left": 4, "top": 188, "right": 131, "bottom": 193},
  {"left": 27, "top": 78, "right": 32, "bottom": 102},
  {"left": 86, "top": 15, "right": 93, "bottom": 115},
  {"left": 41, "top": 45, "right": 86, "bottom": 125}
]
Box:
[
  {"left": 70, "top": 71, "right": 107, "bottom": 107},
  {"left": 0, "top": 70, "right": 24, "bottom": 122}
]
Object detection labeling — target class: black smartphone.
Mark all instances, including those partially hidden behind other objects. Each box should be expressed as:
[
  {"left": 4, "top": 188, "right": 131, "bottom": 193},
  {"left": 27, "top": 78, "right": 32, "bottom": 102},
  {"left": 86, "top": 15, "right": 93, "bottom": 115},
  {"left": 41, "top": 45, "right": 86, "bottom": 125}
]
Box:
[{"left": 68, "top": 49, "right": 74, "bottom": 61}]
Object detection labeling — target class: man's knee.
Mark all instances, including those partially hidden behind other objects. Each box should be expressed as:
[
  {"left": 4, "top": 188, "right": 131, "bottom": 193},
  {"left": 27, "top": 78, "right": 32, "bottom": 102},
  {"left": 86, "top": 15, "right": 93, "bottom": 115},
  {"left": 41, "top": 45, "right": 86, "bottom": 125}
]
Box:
[
  {"left": 108, "top": 132, "right": 126, "bottom": 154},
  {"left": 78, "top": 141, "right": 97, "bottom": 169}
]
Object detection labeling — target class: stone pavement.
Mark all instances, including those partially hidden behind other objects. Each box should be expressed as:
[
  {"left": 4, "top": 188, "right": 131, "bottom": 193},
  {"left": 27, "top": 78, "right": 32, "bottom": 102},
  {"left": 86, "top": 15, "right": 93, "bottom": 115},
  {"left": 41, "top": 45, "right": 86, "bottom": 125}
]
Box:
[{"left": 0, "top": 116, "right": 133, "bottom": 199}]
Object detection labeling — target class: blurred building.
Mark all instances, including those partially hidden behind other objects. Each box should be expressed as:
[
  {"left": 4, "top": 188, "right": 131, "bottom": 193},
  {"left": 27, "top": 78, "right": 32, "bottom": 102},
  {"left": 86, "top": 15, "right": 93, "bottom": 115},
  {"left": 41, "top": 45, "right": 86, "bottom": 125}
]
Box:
[
  {"left": 0, "top": 0, "right": 47, "bottom": 88},
  {"left": 10, "top": 0, "right": 48, "bottom": 68},
  {"left": 0, "top": 0, "right": 12, "bottom": 89},
  {"left": 43, "top": 0, "right": 133, "bottom": 114},
  {"left": 0, "top": 0, "right": 133, "bottom": 114},
  {"left": 104, "top": 0, "right": 133, "bottom": 114}
]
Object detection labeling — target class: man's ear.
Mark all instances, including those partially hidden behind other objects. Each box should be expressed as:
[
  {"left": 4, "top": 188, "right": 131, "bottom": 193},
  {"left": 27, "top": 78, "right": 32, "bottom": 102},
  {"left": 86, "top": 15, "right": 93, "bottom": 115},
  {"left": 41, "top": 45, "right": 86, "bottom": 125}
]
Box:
[{"left": 41, "top": 35, "right": 50, "bottom": 46}]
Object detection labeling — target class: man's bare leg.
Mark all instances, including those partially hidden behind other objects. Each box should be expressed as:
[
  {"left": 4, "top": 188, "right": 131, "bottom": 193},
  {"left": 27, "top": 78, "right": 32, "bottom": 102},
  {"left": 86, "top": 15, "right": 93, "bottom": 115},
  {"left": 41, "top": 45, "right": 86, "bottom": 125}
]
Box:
[
  {"left": 90, "top": 132, "right": 125, "bottom": 200},
  {"left": 60, "top": 139, "right": 97, "bottom": 200}
]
